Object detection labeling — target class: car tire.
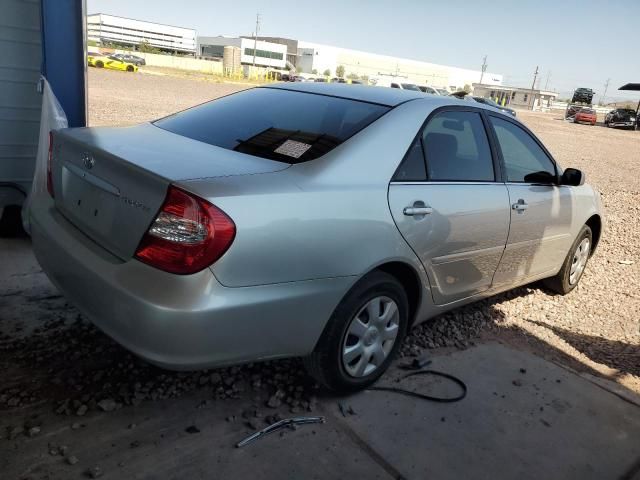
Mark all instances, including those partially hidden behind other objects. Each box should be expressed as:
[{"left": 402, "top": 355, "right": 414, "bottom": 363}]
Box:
[
  {"left": 303, "top": 271, "right": 409, "bottom": 392},
  {"left": 126, "top": 65, "right": 134, "bottom": 72},
  {"left": 543, "top": 225, "right": 592, "bottom": 295},
  {"left": 0, "top": 205, "right": 26, "bottom": 237},
  {"left": 95, "top": 61, "right": 104, "bottom": 68}
]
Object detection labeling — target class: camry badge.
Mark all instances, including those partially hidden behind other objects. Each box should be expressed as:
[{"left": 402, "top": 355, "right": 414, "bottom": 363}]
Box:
[{"left": 81, "top": 152, "right": 95, "bottom": 170}]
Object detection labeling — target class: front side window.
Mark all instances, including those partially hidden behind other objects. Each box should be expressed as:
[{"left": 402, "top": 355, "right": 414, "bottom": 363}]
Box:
[
  {"left": 490, "top": 116, "right": 556, "bottom": 183},
  {"left": 154, "top": 87, "right": 390, "bottom": 164},
  {"left": 421, "top": 110, "right": 494, "bottom": 181}
]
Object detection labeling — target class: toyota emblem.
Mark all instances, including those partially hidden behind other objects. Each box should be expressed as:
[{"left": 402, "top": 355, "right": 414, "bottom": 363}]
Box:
[{"left": 81, "top": 152, "right": 95, "bottom": 169}]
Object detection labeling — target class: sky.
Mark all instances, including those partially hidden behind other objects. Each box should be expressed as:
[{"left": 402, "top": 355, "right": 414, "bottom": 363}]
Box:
[{"left": 88, "top": 0, "right": 640, "bottom": 102}]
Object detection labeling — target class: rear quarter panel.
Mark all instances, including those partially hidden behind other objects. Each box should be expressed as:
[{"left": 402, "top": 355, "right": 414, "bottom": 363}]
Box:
[{"left": 181, "top": 99, "right": 448, "bottom": 288}]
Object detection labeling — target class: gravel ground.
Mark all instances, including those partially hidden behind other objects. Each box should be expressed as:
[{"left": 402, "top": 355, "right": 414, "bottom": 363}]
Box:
[{"left": 0, "top": 68, "right": 638, "bottom": 420}]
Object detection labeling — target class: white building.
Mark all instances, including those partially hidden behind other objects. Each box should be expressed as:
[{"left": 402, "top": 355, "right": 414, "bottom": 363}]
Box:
[
  {"left": 472, "top": 83, "right": 558, "bottom": 110},
  {"left": 297, "top": 41, "right": 503, "bottom": 90},
  {"left": 197, "top": 36, "right": 288, "bottom": 69},
  {"left": 87, "top": 14, "right": 196, "bottom": 54}
]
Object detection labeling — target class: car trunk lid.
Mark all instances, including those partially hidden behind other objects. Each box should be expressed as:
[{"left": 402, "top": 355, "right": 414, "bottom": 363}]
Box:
[{"left": 50, "top": 123, "right": 288, "bottom": 260}]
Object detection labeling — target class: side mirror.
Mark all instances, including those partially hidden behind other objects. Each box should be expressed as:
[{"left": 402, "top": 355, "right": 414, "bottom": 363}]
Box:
[{"left": 560, "top": 168, "right": 585, "bottom": 186}]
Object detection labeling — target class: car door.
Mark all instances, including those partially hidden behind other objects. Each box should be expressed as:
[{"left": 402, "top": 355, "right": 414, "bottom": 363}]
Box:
[
  {"left": 388, "top": 108, "right": 510, "bottom": 305},
  {"left": 487, "top": 115, "right": 573, "bottom": 287}
]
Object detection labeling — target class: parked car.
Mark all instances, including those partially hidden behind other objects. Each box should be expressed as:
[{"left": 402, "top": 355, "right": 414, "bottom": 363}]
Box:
[
  {"left": 87, "top": 54, "right": 138, "bottom": 72},
  {"left": 376, "top": 77, "right": 421, "bottom": 91},
  {"left": 436, "top": 88, "right": 449, "bottom": 96},
  {"left": 472, "top": 97, "right": 517, "bottom": 117},
  {"left": 574, "top": 107, "right": 597, "bottom": 125},
  {"left": 604, "top": 108, "right": 637, "bottom": 129},
  {"left": 111, "top": 53, "right": 146, "bottom": 66},
  {"left": 418, "top": 86, "right": 440, "bottom": 95},
  {"left": 32, "top": 84, "right": 603, "bottom": 392},
  {"left": 571, "top": 87, "right": 595, "bottom": 105}
]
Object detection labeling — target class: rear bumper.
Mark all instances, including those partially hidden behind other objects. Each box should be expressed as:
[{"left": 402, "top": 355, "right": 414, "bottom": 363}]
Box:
[{"left": 30, "top": 196, "right": 353, "bottom": 369}]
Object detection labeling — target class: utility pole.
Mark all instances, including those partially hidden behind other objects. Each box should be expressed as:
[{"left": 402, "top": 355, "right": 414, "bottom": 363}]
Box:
[
  {"left": 479, "top": 55, "right": 487, "bottom": 84},
  {"left": 544, "top": 70, "right": 551, "bottom": 90},
  {"left": 602, "top": 78, "right": 610, "bottom": 106},
  {"left": 529, "top": 66, "right": 539, "bottom": 110},
  {"left": 252, "top": 13, "right": 260, "bottom": 67}
]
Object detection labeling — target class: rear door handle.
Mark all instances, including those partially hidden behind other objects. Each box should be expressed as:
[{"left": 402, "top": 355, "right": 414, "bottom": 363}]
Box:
[
  {"left": 403, "top": 206, "right": 433, "bottom": 216},
  {"left": 512, "top": 199, "right": 528, "bottom": 212}
]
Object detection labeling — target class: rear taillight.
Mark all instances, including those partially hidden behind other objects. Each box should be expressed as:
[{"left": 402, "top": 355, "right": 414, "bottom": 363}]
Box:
[
  {"left": 47, "top": 132, "right": 54, "bottom": 197},
  {"left": 134, "top": 186, "right": 235, "bottom": 275}
]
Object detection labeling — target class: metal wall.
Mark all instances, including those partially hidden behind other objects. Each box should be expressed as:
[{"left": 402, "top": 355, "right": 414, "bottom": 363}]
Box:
[{"left": 0, "top": 0, "right": 43, "bottom": 206}]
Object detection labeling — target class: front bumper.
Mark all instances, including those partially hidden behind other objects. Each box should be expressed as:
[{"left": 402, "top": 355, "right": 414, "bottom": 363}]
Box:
[
  {"left": 30, "top": 196, "right": 354, "bottom": 369},
  {"left": 609, "top": 122, "right": 635, "bottom": 128}
]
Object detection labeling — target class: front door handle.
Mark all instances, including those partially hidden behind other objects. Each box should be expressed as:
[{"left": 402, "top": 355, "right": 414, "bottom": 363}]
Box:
[
  {"left": 403, "top": 206, "right": 433, "bottom": 216},
  {"left": 512, "top": 199, "right": 528, "bottom": 212}
]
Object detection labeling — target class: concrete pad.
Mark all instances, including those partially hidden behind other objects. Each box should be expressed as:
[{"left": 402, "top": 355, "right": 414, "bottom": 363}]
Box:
[
  {"left": 1, "top": 392, "right": 392, "bottom": 480},
  {"left": 337, "top": 343, "right": 640, "bottom": 480}
]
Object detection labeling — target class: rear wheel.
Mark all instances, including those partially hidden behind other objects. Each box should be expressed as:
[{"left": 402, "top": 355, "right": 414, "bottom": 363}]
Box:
[
  {"left": 543, "top": 225, "right": 592, "bottom": 295},
  {"left": 95, "top": 60, "right": 104, "bottom": 68},
  {"left": 304, "top": 271, "right": 409, "bottom": 392},
  {"left": 126, "top": 65, "right": 134, "bottom": 72}
]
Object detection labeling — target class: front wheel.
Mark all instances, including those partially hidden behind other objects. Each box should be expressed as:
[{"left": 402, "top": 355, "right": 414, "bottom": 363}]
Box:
[
  {"left": 303, "top": 271, "right": 409, "bottom": 392},
  {"left": 543, "top": 225, "right": 592, "bottom": 295},
  {"left": 126, "top": 65, "right": 134, "bottom": 72}
]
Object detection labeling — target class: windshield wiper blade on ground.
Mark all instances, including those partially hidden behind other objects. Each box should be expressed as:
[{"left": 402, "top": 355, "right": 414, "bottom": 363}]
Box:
[{"left": 235, "top": 416, "right": 325, "bottom": 448}]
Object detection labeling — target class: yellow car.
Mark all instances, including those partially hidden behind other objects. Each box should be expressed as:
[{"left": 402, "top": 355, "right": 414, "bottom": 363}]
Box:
[{"left": 87, "top": 54, "right": 138, "bottom": 72}]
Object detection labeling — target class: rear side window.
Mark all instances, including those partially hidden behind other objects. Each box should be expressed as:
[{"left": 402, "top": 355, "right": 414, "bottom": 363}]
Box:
[
  {"left": 421, "top": 111, "right": 494, "bottom": 181},
  {"left": 489, "top": 116, "right": 556, "bottom": 183},
  {"left": 394, "top": 139, "right": 427, "bottom": 181},
  {"left": 154, "top": 88, "right": 390, "bottom": 164}
]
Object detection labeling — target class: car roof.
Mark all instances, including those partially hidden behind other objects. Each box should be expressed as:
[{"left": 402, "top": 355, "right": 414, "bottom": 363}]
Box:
[{"left": 265, "top": 82, "right": 428, "bottom": 107}]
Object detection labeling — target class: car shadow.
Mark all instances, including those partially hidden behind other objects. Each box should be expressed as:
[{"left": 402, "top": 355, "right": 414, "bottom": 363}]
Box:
[{"left": 524, "top": 319, "right": 640, "bottom": 379}]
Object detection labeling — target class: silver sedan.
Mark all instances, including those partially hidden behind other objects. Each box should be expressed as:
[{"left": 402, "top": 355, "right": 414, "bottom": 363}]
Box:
[{"left": 30, "top": 83, "right": 603, "bottom": 391}]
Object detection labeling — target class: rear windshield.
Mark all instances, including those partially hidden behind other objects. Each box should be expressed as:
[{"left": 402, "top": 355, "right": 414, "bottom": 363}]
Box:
[{"left": 154, "top": 88, "right": 390, "bottom": 164}]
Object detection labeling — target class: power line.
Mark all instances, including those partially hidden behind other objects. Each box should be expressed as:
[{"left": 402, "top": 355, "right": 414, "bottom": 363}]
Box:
[
  {"left": 601, "top": 78, "right": 610, "bottom": 105},
  {"left": 528, "top": 66, "right": 539, "bottom": 110},
  {"left": 479, "top": 55, "right": 487, "bottom": 84},
  {"left": 544, "top": 71, "right": 551, "bottom": 90},
  {"left": 252, "top": 13, "right": 261, "bottom": 67}
]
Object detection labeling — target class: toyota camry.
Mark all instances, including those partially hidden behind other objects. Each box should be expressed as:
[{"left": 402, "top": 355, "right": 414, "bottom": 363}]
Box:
[{"left": 30, "top": 83, "right": 603, "bottom": 391}]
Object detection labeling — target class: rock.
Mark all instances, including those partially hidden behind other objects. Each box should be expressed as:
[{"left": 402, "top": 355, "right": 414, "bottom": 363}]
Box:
[
  {"left": 59, "top": 445, "right": 69, "bottom": 456},
  {"left": 85, "top": 466, "right": 103, "bottom": 478},
  {"left": 97, "top": 399, "right": 117, "bottom": 412},
  {"left": 185, "top": 425, "right": 200, "bottom": 434},
  {"left": 27, "top": 426, "right": 41, "bottom": 437},
  {"left": 618, "top": 260, "right": 634, "bottom": 265},
  {"left": 512, "top": 379, "right": 523, "bottom": 387},
  {"left": 267, "top": 395, "right": 282, "bottom": 409},
  {"left": 71, "top": 422, "right": 82, "bottom": 430},
  {"left": 76, "top": 405, "right": 88, "bottom": 416},
  {"left": 210, "top": 373, "right": 222, "bottom": 384},
  {"left": 67, "top": 455, "right": 79, "bottom": 465}
]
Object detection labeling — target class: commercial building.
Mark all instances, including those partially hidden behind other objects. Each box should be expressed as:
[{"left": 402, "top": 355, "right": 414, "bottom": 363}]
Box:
[
  {"left": 87, "top": 14, "right": 196, "bottom": 54},
  {"left": 296, "top": 41, "right": 503, "bottom": 90},
  {"left": 197, "top": 36, "right": 288, "bottom": 69},
  {"left": 472, "top": 83, "right": 558, "bottom": 110}
]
